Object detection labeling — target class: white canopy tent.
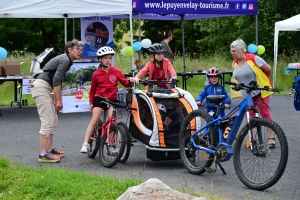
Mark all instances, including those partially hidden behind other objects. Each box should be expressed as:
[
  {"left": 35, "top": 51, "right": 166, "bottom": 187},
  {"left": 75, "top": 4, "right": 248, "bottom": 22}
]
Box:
[
  {"left": 0, "top": 0, "right": 132, "bottom": 18},
  {"left": 0, "top": 0, "right": 134, "bottom": 50},
  {"left": 273, "top": 14, "right": 300, "bottom": 87}
]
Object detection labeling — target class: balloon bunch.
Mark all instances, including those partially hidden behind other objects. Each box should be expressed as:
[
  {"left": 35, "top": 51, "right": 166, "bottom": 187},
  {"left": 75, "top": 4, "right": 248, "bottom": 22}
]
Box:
[
  {"left": 121, "top": 38, "right": 152, "bottom": 57},
  {"left": 247, "top": 44, "right": 265, "bottom": 55},
  {"left": 0, "top": 47, "right": 8, "bottom": 60}
]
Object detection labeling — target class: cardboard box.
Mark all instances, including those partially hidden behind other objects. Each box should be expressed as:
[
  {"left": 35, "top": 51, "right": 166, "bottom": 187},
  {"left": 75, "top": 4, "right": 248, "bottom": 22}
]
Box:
[
  {"left": 0, "top": 60, "right": 5, "bottom": 76},
  {"left": 2, "top": 60, "right": 21, "bottom": 75}
]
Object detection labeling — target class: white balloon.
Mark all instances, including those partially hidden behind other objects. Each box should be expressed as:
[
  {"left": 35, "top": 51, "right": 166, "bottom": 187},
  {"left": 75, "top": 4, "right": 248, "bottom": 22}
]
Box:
[
  {"left": 121, "top": 46, "right": 127, "bottom": 56},
  {"left": 141, "top": 38, "right": 152, "bottom": 48}
]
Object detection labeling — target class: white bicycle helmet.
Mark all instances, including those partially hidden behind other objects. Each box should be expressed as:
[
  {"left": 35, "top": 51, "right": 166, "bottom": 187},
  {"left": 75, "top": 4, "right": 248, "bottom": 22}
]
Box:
[{"left": 96, "top": 46, "right": 115, "bottom": 57}]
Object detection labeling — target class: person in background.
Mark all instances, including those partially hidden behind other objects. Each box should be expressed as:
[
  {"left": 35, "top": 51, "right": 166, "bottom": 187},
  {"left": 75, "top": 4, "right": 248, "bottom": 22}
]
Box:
[
  {"left": 230, "top": 38, "right": 275, "bottom": 148},
  {"left": 31, "top": 39, "right": 84, "bottom": 163},
  {"left": 131, "top": 43, "right": 177, "bottom": 90},
  {"left": 80, "top": 46, "right": 134, "bottom": 154},
  {"left": 161, "top": 29, "right": 174, "bottom": 64},
  {"left": 196, "top": 67, "right": 231, "bottom": 119}
]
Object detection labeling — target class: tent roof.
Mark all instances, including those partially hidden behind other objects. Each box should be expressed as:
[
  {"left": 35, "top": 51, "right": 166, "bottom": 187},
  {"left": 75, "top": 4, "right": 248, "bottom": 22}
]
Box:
[
  {"left": 0, "top": 0, "right": 132, "bottom": 18},
  {"left": 275, "top": 14, "right": 300, "bottom": 31}
]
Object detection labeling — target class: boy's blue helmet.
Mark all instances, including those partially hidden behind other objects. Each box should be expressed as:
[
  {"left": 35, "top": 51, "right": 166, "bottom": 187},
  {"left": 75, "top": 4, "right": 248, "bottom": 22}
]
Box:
[{"left": 207, "top": 67, "right": 221, "bottom": 77}]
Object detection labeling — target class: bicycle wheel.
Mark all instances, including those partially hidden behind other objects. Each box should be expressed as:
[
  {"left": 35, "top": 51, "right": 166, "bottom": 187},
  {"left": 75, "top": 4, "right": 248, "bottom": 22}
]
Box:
[
  {"left": 233, "top": 118, "right": 288, "bottom": 190},
  {"left": 88, "top": 128, "right": 100, "bottom": 158},
  {"left": 117, "top": 122, "right": 131, "bottom": 163},
  {"left": 88, "top": 120, "right": 102, "bottom": 158},
  {"left": 179, "top": 109, "right": 218, "bottom": 174},
  {"left": 98, "top": 125, "right": 126, "bottom": 168}
]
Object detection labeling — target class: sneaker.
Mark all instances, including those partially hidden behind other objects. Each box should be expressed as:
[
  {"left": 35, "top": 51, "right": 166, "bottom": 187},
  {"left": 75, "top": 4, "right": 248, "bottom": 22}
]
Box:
[
  {"left": 80, "top": 143, "right": 90, "bottom": 153},
  {"left": 48, "top": 148, "right": 65, "bottom": 157},
  {"left": 38, "top": 153, "right": 61, "bottom": 163},
  {"left": 107, "top": 146, "right": 119, "bottom": 156}
]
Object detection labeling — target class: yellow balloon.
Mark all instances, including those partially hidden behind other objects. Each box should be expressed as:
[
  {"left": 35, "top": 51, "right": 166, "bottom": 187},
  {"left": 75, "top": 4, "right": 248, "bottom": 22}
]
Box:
[{"left": 257, "top": 45, "right": 265, "bottom": 55}]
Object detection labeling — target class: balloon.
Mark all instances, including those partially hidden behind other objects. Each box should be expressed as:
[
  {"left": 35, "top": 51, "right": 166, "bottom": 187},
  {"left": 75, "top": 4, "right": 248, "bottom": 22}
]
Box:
[
  {"left": 141, "top": 38, "right": 152, "bottom": 48},
  {"left": 124, "top": 46, "right": 134, "bottom": 57},
  {"left": 132, "top": 42, "right": 142, "bottom": 51},
  {"left": 247, "top": 44, "right": 258, "bottom": 54},
  {"left": 0, "top": 47, "right": 8, "bottom": 60},
  {"left": 257, "top": 45, "right": 265, "bottom": 55},
  {"left": 121, "top": 46, "right": 127, "bottom": 56}
]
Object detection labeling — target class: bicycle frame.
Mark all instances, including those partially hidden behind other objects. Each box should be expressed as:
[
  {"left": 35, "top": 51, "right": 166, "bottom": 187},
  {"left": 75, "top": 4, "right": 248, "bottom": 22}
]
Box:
[
  {"left": 98, "top": 105, "right": 117, "bottom": 147},
  {"left": 191, "top": 94, "right": 259, "bottom": 162}
]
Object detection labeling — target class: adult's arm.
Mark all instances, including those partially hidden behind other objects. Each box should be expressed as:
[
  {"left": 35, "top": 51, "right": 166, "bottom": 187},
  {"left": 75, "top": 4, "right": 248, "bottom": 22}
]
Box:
[{"left": 260, "top": 63, "right": 272, "bottom": 75}]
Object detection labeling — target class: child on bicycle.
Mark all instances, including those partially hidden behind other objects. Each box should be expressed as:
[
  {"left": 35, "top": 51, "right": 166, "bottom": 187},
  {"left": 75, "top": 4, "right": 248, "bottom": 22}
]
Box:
[
  {"left": 196, "top": 67, "right": 231, "bottom": 118},
  {"left": 80, "top": 46, "right": 134, "bottom": 154}
]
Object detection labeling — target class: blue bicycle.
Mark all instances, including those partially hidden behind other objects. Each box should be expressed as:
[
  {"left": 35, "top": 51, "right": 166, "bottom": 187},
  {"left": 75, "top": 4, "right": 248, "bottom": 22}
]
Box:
[{"left": 179, "top": 81, "right": 288, "bottom": 190}]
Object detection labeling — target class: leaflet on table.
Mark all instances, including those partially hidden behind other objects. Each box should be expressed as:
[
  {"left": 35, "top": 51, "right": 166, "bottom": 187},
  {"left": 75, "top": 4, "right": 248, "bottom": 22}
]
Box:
[{"left": 22, "top": 78, "right": 35, "bottom": 94}]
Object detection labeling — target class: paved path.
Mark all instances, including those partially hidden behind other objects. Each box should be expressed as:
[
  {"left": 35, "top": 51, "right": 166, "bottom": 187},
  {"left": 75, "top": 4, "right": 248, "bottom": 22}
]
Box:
[{"left": 0, "top": 95, "right": 299, "bottom": 200}]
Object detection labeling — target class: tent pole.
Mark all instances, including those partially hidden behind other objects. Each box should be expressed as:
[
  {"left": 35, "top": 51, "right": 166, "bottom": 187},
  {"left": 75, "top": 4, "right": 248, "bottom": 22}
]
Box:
[
  {"left": 73, "top": 18, "right": 75, "bottom": 39},
  {"left": 129, "top": 14, "right": 134, "bottom": 74},
  {"left": 64, "top": 16, "right": 67, "bottom": 44},
  {"left": 138, "top": 13, "right": 141, "bottom": 70},
  {"left": 181, "top": 15, "right": 186, "bottom": 72},
  {"left": 255, "top": 15, "right": 258, "bottom": 45}
]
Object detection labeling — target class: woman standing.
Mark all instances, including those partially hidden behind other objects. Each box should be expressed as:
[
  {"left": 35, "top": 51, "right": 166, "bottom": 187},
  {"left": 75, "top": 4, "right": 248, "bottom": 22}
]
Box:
[
  {"left": 230, "top": 38, "right": 275, "bottom": 148},
  {"left": 160, "top": 29, "right": 174, "bottom": 64}
]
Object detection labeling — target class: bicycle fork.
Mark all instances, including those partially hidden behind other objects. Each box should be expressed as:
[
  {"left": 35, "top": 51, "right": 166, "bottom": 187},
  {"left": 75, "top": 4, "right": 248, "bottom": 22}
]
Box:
[{"left": 245, "top": 107, "right": 265, "bottom": 155}]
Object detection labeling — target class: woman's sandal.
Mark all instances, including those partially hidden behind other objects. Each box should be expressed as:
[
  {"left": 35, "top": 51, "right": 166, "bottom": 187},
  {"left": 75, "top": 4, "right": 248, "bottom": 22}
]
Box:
[{"left": 268, "top": 138, "right": 276, "bottom": 148}]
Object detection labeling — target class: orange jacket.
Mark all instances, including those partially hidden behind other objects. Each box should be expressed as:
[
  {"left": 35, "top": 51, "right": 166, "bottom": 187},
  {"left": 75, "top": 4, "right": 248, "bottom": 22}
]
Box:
[{"left": 135, "top": 58, "right": 177, "bottom": 89}]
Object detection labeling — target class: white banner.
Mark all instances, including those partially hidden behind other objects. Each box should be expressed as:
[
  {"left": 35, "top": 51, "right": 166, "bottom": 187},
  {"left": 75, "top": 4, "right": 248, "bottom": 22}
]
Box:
[
  {"left": 61, "top": 62, "right": 99, "bottom": 113},
  {"left": 22, "top": 78, "right": 35, "bottom": 94}
]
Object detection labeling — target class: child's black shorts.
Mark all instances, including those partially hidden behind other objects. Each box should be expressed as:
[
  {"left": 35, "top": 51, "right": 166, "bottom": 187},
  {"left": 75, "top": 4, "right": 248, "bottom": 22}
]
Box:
[{"left": 93, "top": 97, "right": 119, "bottom": 110}]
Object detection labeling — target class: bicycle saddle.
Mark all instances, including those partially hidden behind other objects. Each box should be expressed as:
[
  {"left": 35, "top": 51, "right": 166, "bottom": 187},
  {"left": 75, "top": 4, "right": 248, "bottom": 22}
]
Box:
[{"left": 206, "top": 95, "right": 226, "bottom": 104}]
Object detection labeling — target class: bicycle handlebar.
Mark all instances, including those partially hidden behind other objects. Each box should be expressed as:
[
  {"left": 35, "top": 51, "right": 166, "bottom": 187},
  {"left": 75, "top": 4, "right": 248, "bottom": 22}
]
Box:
[
  {"left": 139, "top": 79, "right": 179, "bottom": 86},
  {"left": 225, "top": 81, "right": 280, "bottom": 94},
  {"left": 204, "top": 104, "right": 230, "bottom": 109}
]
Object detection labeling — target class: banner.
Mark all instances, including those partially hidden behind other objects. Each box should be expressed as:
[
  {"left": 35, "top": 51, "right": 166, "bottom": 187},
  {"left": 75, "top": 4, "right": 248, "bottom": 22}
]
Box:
[
  {"left": 81, "top": 16, "right": 114, "bottom": 59},
  {"left": 61, "top": 62, "right": 99, "bottom": 113},
  {"left": 132, "top": 0, "right": 257, "bottom": 15}
]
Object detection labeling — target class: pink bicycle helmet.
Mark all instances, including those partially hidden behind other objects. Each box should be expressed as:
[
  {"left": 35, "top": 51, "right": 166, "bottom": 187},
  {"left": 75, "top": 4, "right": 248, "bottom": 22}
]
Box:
[{"left": 207, "top": 67, "right": 221, "bottom": 77}]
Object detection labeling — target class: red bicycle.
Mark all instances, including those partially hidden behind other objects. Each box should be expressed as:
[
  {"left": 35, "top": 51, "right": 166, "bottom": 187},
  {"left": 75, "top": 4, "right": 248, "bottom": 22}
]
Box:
[{"left": 87, "top": 97, "right": 128, "bottom": 168}]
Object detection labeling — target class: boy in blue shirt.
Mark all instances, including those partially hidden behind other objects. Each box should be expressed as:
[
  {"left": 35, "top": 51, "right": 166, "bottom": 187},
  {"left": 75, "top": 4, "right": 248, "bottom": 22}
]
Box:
[{"left": 196, "top": 67, "right": 231, "bottom": 118}]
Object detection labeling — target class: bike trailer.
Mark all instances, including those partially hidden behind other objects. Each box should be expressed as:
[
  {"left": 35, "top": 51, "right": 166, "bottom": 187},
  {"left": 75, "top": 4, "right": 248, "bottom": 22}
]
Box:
[{"left": 128, "top": 87, "right": 198, "bottom": 160}]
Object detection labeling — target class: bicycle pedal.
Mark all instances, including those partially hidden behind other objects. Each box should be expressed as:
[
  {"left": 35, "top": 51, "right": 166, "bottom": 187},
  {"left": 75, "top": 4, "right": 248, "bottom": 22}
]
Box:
[
  {"left": 205, "top": 167, "right": 216, "bottom": 174},
  {"left": 90, "top": 137, "right": 96, "bottom": 141}
]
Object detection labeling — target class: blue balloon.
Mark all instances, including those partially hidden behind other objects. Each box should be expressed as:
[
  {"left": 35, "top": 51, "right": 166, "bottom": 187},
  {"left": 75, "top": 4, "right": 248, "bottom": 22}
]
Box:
[
  {"left": 247, "top": 44, "right": 258, "bottom": 54},
  {"left": 0, "top": 47, "right": 8, "bottom": 60},
  {"left": 132, "top": 42, "right": 142, "bottom": 52}
]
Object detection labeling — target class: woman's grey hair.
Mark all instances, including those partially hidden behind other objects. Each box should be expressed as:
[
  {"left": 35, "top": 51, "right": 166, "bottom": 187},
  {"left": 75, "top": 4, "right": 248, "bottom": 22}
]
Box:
[
  {"left": 65, "top": 39, "right": 85, "bottom": 52},
  {"left": 230, "top": 38, "right": 246, "bottom": 52}
]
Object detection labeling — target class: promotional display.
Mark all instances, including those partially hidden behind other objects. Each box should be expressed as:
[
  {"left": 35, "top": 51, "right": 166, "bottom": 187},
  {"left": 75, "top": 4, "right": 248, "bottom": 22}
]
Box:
[
  {"left": 61, "top": 62, "right": 99, "bottom": 113},
  {"left": 81, "top": 16, "right": 114, "bottom": 59}
]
